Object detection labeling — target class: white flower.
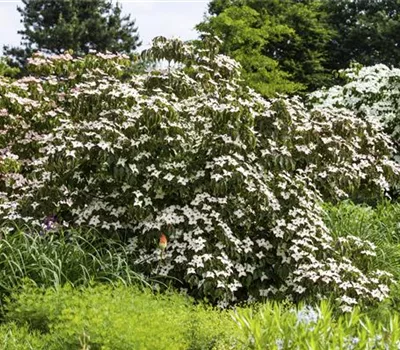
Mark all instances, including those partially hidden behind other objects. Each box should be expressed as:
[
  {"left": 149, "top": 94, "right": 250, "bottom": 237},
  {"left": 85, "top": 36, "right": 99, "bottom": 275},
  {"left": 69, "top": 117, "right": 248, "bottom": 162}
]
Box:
[
  {"left": 97, "top": 141, "right": 111, "bottom": 150},
  {"left": 211, "top": 173, "right": 224, "bottom": 182},
  {"left": 89, "top": 215, "right": 100, "bottom": 226},
  {"left": 117, "top": 158, "right": 127, "bottom": 166},
  {"left": 65, "top": 150, "right": 76, "bottom": 158},
  {"left": 163, "top": 173, "right": 174, "bottom": 181},
  {"left": 129, "top": 164, "right": 139, "bottom": 174}
]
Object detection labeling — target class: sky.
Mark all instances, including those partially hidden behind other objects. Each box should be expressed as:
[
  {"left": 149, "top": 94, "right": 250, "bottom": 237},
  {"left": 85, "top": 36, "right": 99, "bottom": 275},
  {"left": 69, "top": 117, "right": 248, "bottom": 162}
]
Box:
[{"left": 0, "top": 0, "right": 210, "bottom": 53}]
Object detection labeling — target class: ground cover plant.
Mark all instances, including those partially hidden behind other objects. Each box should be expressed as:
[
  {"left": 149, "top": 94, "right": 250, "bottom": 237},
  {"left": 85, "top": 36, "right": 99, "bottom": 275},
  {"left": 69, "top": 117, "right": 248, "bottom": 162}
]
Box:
[
  {"left": 0, "top": 36, "right": 399, "bottom": 309},
  {"left": 3, "top": 284, "right": 238, "bottom": 350},
  {"left": 1, "top": 284, "right": 400, "bottom": 349}
]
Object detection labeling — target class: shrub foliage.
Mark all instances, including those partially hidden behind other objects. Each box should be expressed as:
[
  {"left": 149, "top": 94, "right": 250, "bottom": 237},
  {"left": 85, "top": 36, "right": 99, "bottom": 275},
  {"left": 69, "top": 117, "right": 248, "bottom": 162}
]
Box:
[
  {"left": 311, "top": 64, "right": 400, "bottom": 163},
  {"left": 3, "top": 284, "right": 400, "bottom": 349},
  {"left": 0, "top": 37, "right": 398, "bottom": 308},
  {"left": 4, "top": 284, "right": 237, "bottom": 350}
]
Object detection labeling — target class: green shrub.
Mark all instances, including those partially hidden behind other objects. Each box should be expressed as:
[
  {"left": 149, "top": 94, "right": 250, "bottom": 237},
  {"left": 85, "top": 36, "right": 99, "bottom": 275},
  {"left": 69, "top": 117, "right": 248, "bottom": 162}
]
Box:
[
  {"left": 1, "top": 36, "right": 398, "bottom": 307},
  {"left": 232, "top": 300, "right": 400, "bottom": 349},
  {"left": 4, "top": 284, "right": 400, "bottom": 350},
  {"left": 0, "top": 322, "right": 51, "bottom": 350},
  {"left": 5, "top": 284, "right": 238, "bottom": 350},
  {"left": 322, "top": 201, "right": 400, "bottom": 316}
]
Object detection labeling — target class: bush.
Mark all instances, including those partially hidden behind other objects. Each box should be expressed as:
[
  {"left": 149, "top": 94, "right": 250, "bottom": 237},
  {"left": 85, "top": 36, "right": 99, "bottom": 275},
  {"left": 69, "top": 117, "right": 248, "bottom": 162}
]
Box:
[
  {"left": 4, "top": 284, "right": 237, "bottom": 350},
  {"left": 0, "top": 36, "right": 398, "bottom": 307},
  {"left": 0, "top": 323, "right": 50, "bottom": 350},
  {"left": 232, "top": 301, "right": 400, "bottom": 349},
  {"left": 0, "top": 59, "right": 19, "bottom": 78},
  {"left": 310, "top": 64, "right": 400, "bottom": 163},
  {"left": 3, "top": 284, "right": 400, "bottom": 349},
  {"left": 322, "top": 201, "right": 400, "bottom": 315}
]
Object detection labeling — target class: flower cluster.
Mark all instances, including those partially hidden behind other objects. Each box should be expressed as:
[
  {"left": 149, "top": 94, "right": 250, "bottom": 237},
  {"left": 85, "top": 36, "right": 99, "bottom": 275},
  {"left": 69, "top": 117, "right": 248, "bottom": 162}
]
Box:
[
  {"left": 310, "top": 64, "right": 400, "bottom": 164},
  {"left": 0, "top": 37, "right": 398, "bottom": 308}
]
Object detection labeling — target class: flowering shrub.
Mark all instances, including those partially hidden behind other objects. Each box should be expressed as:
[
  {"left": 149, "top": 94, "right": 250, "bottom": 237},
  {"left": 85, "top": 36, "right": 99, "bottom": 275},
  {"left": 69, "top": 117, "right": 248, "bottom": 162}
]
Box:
[
  {"left": 0, "top": 37, "right": 399, "bottom": 308},
  {"left": 310, "top": 64, "right": 400, "bottom": 163}
]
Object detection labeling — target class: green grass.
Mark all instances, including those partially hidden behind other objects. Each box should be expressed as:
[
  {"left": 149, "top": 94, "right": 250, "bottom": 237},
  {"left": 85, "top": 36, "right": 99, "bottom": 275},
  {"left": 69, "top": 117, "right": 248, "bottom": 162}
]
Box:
[
  {"left": 323, "top": 201, "right": 400, "bottom": 280},
  {"left": 0, "top": 225, "right": 147, "bottom": 311}
]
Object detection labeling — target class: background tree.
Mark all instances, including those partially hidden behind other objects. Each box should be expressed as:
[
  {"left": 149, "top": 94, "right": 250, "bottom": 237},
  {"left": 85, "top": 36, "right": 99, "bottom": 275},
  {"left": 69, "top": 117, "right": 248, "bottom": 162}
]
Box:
[
  {"left": 0, "top": 58, "right": 19, "bottom": 77},
  {"left": 3, "top": 0, "right": 141, "bottom": 68},
  {"left": 322, "top": 0, "right": 400, "bottom": 72},
  {"left": 197, "top": 0, "right": 334, "bottom": 97}
]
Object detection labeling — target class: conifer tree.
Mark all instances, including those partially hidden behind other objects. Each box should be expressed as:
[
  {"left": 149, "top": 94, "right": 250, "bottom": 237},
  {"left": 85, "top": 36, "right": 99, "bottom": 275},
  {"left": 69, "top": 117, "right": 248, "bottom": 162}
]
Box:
[{"left": 4, "top": 0, "right": 141, "bottom": 68}]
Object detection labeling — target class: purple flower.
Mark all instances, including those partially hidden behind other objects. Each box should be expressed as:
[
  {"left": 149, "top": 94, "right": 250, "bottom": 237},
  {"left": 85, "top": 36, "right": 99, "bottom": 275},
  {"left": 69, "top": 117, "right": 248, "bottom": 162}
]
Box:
[{"left": 44, "top": 215, "right": 57, "bottom": 230}]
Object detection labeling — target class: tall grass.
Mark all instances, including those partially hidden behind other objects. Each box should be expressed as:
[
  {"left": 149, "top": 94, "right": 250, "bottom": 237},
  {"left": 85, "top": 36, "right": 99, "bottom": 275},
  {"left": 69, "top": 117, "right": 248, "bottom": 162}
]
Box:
[
  {"left": 0, "top": 225, "right": 147, "bottom": 305},
  {"left": 323, "top": 201, "right": 400, "bottom": 280},
  {"left": 322, "top": 201, "right": 400, "bottom": 317}
]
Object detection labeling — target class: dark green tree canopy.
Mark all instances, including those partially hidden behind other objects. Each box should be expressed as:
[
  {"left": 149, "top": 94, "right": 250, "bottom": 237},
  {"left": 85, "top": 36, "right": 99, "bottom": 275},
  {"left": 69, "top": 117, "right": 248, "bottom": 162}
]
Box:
[
  {"left": 4, "top": 0, "right": 141, "bottom": 67},
  {"left": 322, "top": 0, "right": 400, "bottom": 71},
  {"left": 197, "top": 0, "right": 334, "bottom": 97}
]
